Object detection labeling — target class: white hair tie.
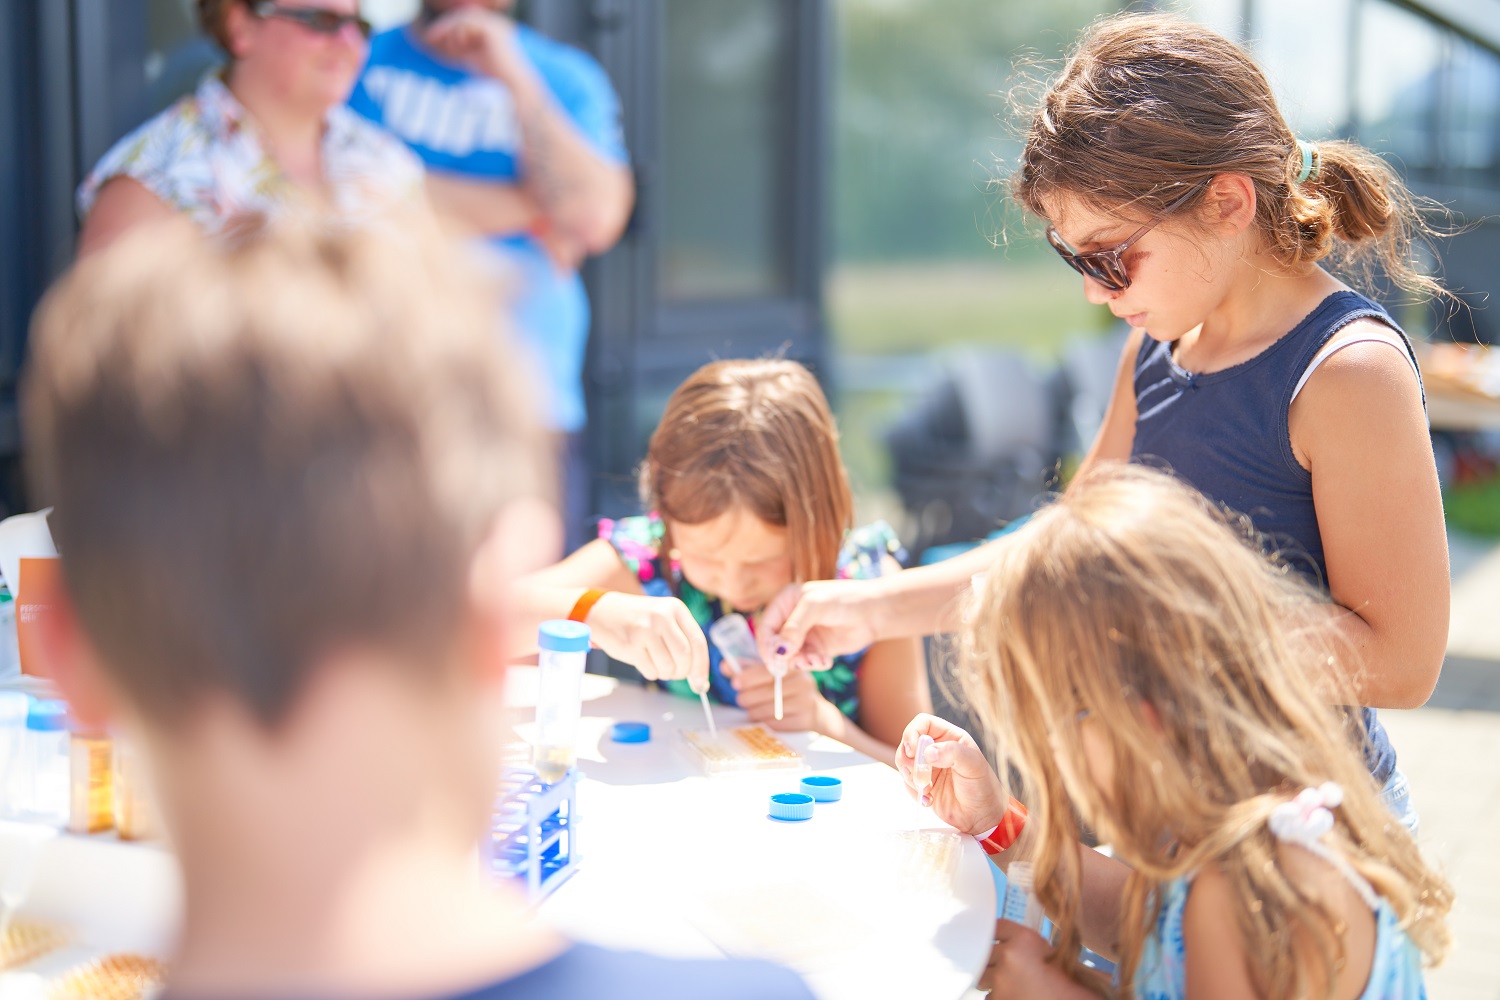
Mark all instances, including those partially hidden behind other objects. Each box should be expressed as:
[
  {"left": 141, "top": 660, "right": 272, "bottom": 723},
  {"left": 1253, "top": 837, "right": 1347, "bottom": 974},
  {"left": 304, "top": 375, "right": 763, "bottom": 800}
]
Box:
[{"left": 1268, "top": 782, "right": 1380, "bottom": 910}]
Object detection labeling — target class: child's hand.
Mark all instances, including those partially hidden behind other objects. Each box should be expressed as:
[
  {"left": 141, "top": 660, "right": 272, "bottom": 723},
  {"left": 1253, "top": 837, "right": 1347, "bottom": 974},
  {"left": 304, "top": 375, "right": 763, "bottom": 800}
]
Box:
[
  {"left": 757, "top": 580, "right": 878, "bottom": 669},
  {"left": 896, "top": 714, "right": 1009, "bottom": 836},
  {"left": 979, "top": 920, "right": 1093, "bottom": 998},
  {"left": 586, "top": 592, "right": 710, "bottom": 691},
  {"left": 731, "top": 663, "right": 839, "bottom": 734}
]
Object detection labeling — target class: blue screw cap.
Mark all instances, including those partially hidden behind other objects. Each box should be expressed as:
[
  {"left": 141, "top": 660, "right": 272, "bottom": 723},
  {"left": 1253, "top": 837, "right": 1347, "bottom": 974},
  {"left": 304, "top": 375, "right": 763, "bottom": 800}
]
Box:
[
  {"left": 539, "top": 620, "right": 591, "bottom": 653},
  {"left": 610, "top": 721, "right": 651, "bottom": 743},
  {"left": 800, "top": 775, "right": 843, "bottom": 802},
  {"left": 768, "top": 792, "right": 815, "bottom": 822},
  {"left": 25, "top": 698, "right": 68, "bottom": 732}
]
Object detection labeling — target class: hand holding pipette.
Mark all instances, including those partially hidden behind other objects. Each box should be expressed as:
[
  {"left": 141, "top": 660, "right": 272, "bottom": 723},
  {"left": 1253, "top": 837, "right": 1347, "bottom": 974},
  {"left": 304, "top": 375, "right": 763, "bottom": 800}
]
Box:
[
  {"left": 711, "top": 612, "right": 781, "bottom": 720},
  {"left": 896, "top": 714, "right": 1011, "bottom": 834},
  {"left": 578, "top": 591, "right": 710, "bottom": 690}
]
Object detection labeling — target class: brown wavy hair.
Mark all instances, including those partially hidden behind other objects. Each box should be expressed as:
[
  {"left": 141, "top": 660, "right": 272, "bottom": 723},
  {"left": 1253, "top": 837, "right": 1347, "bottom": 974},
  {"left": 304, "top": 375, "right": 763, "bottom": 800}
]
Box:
[
  {"left": 642, "top": 359, "right": 852, "bottom": 584},
  {"left": 961, "top": 464, "right": 1451, "bottom": 998},
  {"left": 1014, "top": 12, "right": 1447, "bottom": 301},
  {"left": 197, "top": 0, "right": 239, "bottom": 53}
]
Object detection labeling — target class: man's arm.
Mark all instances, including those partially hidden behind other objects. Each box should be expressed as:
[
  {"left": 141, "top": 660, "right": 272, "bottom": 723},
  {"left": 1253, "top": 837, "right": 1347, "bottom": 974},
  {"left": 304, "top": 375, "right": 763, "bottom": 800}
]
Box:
[
  {"left": 424, "top": 11, "right": 635, "bottom": 256},
  {"left": 425, "top": 173, "right": 539, "bottom": 239}
]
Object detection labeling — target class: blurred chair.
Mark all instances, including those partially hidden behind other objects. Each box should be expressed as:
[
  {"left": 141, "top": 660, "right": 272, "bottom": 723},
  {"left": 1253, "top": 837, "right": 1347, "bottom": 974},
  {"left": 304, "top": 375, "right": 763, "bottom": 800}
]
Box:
[{"left": 885, "top": 348, "right": 1065, "bottom": 563}]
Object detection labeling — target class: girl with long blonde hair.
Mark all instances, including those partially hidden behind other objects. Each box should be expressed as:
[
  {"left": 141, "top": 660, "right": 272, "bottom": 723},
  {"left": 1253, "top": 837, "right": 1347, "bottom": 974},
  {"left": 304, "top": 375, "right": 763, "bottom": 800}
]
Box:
[{"left": 900, "top": 464, "right": 1450, "bottom": 998}]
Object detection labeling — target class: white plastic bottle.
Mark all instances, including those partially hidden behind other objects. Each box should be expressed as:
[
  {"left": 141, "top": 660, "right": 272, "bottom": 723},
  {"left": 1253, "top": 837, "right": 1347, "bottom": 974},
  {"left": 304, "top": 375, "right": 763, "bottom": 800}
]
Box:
[
  {"left": 25, "top": 698, "right": 70, "bottom": 825},
  {"left": 0, "top": 691, "right": 29, "bottom": 819},
  {"left": 534, "top": 621, "right": 590, "bottom": 784}
]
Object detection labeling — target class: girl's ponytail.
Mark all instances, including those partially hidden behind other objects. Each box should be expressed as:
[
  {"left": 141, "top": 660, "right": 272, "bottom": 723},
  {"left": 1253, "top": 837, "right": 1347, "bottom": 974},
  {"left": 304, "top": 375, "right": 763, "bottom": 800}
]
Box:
[{"left": 1287, "top": 139, "right": 1447, "bottom": 301}]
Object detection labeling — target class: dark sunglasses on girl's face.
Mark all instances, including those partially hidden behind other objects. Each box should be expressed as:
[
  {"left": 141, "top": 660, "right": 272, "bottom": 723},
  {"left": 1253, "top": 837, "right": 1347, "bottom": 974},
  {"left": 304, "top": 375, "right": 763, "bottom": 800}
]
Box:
[
  {"left": 1044, "top": 179, "right": 1209, "bottom": 292},
  {"left": 251, "top": 1, "right": 374, "bottom": 39}
]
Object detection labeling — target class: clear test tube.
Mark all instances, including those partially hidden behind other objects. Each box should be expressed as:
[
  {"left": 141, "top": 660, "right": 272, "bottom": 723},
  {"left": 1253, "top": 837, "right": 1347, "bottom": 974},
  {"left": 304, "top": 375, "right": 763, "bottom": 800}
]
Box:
[
  {"left": 534, "top": 620, "right": 590, "bottom": 784},
  {"left": 913, "top": 734, "right": 935, "bottom": 803},
  {"left": 1001, "top": 861, "right": 1046, "bottom": 931}
]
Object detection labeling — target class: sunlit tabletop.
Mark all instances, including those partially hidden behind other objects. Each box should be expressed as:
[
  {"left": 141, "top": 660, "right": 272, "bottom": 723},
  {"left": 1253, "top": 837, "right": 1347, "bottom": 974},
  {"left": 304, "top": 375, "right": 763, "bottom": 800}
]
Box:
[{"left": 505, "top": 666, "right": 996, "bottom": 1000}]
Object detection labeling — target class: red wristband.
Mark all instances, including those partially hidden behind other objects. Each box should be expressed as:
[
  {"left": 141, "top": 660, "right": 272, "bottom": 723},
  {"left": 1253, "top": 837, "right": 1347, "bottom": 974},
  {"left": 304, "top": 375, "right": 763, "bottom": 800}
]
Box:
[
  {"left": 568, "top": 588, "right": 608, "bottom": 624},
  {"left": 977, "top": 797, "right": 1029, "bottom": 855}
]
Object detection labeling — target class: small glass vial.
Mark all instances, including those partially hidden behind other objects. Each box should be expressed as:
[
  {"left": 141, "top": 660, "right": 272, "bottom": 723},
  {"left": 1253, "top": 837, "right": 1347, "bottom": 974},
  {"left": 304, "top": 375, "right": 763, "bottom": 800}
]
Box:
[
  {"left": 0, "top": 583, "right": 19, "bottom": 680},
  {"left": 69, "top": 727, "right": 114, "bottom": 834},
  {"left": 534, "top": 620, "right": 590, "bottom": 784},
  {"left": 25, "top": 698, "right": 70, "bottom": 825},
  {"left": 113, "top": 735, "right": 158, "bottom": 841}
]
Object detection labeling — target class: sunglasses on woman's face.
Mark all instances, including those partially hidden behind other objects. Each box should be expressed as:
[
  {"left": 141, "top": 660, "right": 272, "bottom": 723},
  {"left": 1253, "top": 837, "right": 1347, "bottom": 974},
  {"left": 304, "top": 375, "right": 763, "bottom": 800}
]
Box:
[
  {"left": 1044, "top": 180, "right": 1209, "bottom": 292},
  {"left": 251, "top": 1, "right": 374, "bottom": 39}
]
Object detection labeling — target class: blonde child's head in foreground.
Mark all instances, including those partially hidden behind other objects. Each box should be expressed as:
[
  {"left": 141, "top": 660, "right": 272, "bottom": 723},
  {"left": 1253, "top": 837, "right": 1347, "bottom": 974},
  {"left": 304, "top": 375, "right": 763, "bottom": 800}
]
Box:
[
  {"left": 962, "top": 464, "right": 1450, "bottom": 996},
  {"left": 641, "top": 358, "right": 852, "bottom": 613}
]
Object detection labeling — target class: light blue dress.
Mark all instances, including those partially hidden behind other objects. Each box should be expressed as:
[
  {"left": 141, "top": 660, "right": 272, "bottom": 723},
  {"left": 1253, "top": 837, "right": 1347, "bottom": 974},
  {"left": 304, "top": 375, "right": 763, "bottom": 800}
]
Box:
[{"left": 1134, "top": 873, "right": 1428, "bottom": 999}]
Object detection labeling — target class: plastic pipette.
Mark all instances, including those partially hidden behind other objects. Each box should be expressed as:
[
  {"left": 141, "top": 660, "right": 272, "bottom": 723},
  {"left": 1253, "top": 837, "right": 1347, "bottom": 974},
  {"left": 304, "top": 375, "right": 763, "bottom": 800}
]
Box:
[
  {"left": 913, "top": 734, "right": 935, "bottom": 805},
  {"left": 698, "top": 688, "right": 717, "bottom": 738}
]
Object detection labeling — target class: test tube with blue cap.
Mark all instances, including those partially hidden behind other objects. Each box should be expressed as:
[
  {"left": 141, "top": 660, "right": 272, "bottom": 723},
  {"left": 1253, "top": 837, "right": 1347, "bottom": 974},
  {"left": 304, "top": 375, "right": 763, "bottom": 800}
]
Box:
[{"left": 535, "top": 620, "right": 590, "bottom": 784}]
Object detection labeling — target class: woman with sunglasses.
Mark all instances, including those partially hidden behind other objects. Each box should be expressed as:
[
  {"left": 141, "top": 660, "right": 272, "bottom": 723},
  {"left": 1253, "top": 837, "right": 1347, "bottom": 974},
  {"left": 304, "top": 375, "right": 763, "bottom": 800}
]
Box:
[
  {"left": 762, "top": 14, "right": 1448, "bottom": 825},
  {"left": 77, "top": 0, "right": 421, "bottom": 254}
]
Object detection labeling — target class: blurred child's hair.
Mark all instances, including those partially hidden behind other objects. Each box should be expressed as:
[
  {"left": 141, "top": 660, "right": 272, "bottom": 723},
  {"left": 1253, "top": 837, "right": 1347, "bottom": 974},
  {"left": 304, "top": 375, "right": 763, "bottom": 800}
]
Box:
[
  {"left": 962, "top": 464, "right": 1451, "bottom": 997},
  {"left": 25, "top": 216, "right": 550, "bottom": 727},
  {"left": 642, "top": 359, "right": 852, "bottom": 584},
  {"left": 1014, "top": 12, "right": 1446, "bottom": 301}
]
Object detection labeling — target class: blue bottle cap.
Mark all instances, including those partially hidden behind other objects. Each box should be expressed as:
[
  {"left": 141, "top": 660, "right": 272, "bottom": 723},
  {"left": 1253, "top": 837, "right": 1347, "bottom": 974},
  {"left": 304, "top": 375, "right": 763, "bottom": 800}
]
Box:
[
  {"left": 800, "top": 775, "right": 843, "bottom": 802},
  {"left": 539, "top": 620, "right": 591, "bottom": 653},
  {"left": 26, "top": 698, "right": 68, "bottom": 732},
  {"left": 610, "top": 721, "right": 651, "bottom": 743},
  {"left": 768, "top": 792, "right": 815, "bottom": 822}
]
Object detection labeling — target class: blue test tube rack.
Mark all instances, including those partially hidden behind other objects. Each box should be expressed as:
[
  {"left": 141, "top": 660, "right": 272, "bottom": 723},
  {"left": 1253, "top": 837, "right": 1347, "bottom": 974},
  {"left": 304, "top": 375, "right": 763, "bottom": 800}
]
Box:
[{"left": 488, "top": 766, "right": 581, "bottom": 902}]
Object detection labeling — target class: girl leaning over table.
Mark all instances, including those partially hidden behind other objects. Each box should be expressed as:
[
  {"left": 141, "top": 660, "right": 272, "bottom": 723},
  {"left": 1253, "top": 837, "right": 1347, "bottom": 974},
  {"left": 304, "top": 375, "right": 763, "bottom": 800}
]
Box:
[
  {"left": 900, "top": 464, "right": 1451, "bottom": 999},
  {"left": 517, "top": 359, "right": 930, "bottom": 763}
]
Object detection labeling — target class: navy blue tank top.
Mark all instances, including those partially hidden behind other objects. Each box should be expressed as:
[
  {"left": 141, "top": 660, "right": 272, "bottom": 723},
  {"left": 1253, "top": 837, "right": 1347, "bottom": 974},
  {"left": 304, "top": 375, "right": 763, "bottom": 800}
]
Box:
[{"left": 1132, "top": 290, "right": 1420, "bottom": 785}]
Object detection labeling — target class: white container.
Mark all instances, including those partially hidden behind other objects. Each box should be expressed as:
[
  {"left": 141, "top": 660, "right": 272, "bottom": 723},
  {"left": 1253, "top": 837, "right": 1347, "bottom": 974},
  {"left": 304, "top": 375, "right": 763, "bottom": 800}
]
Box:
[
  {"left": 25, "top": 698, "right": 70, "bottom": 825},
  {"left": 0, "top": 588, "right": 18, "bottom": 681},
  {"left": 0, "top": 690, "right": 28, "bottom": 818},
  {"left": 534, "top": 621, "right": 590, "bottom": 784}
]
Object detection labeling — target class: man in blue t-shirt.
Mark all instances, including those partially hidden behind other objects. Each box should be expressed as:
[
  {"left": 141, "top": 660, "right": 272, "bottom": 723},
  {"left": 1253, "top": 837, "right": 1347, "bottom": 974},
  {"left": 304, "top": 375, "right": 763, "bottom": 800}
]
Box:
[{"left": 351, "top": 1, "right": 633, "bottom": 551}]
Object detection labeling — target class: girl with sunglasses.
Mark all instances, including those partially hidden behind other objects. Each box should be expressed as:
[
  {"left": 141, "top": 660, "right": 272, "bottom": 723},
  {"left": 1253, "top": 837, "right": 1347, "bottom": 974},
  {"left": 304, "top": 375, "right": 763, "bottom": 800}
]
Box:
[
  {"left": 763, "top": 13, "right": 1449, "bottom": 825},
  {"left": 77, "top": 1, "right": 419, "bottom": 254}
]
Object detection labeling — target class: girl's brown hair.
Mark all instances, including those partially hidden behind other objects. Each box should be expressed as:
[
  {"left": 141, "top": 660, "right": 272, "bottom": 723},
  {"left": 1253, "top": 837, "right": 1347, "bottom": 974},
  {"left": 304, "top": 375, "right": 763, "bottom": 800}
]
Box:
[
  {"left": 1014, "top": 12, "right": 1445, "bottom": 300},
  {"left": 962, "top": 464, "right": 1451, "bottom": 998},
  {"left": 643, "top": 359, "right": 853, "bottom": 584}
]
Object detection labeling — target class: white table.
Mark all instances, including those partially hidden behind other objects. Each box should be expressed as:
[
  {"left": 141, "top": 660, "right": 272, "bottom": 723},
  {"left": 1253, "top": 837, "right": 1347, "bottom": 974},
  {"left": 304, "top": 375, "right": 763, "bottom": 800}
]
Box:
[
  {"left": 0, "top": 670, "right": 995, "bottom": 1000},
  {"left": 507, "top": 668, "right": 996, "bottom": 1000}
]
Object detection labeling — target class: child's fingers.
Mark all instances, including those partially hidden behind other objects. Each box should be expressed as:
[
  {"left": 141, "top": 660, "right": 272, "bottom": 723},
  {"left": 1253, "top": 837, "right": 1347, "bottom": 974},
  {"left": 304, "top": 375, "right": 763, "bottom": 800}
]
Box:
[
  {"left": 735, "top": 681, "right": 773, "bottom": 712},
  {"left": 922, "top": 739, "right": 961, "bottom": 769},
  {"left": 732, "top": 664, "right": 774, "bottom": 691}
]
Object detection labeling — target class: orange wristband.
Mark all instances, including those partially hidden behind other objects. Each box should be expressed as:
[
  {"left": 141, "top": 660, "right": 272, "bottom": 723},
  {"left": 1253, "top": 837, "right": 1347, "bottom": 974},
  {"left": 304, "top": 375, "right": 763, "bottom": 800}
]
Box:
[
  {"left": 978, "top": 797, "right": 1029, "bottom": 855},
  {"left": 567, "top": 588, "right": 608, "bottom": 624}
]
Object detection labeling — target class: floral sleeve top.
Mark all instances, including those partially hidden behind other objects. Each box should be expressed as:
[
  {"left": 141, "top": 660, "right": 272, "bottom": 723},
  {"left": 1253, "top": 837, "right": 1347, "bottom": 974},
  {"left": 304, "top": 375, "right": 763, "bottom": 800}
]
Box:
[
  {"left": 599, "top": 514, "right": 906, "bottom": 722},
  {"left": 77, "top": 73, "right": 425, "bottom": 234}
]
